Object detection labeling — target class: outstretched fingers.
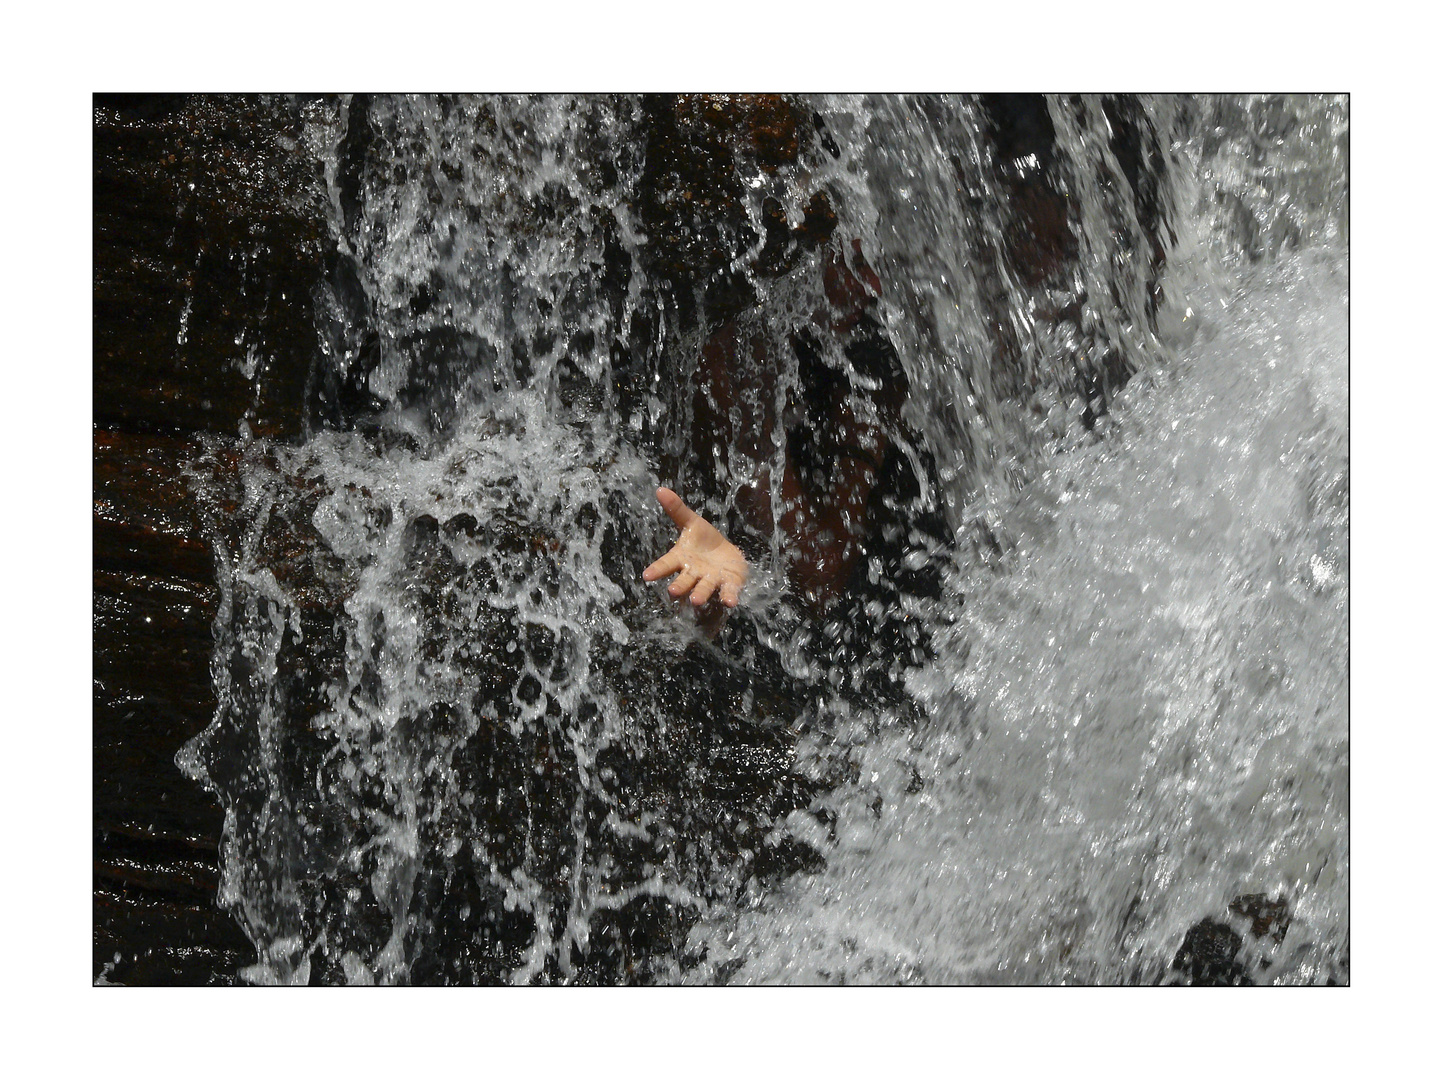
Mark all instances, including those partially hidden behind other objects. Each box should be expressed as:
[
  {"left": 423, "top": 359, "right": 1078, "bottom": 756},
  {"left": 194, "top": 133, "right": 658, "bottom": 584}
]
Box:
[
  {"left": 689, "top": 576, "right": 718, "bottom": 607},
  {"left": 642, "top": 548, "right": 685, "bottom": 582},
  {"left": 655, "top": 487, "right": 698, "bottom": 532},
  {"left": 646, "top": 488, "right": 746, "bottom": 611},
  {"left": 668, "top": 570, "right": 700, "bottom": 599}
]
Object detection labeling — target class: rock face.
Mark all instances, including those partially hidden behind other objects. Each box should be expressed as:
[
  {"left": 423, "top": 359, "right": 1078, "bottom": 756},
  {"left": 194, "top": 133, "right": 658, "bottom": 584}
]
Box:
[
  {"left": 1229, "top": 893, "right": 1292, "bottom": 945},
  {"left": 94, "top": 94, "right": 326, "bottom": 442},
  {"left": 634, "top": 94, "right": 840, "bottom": 320},
  {"left": 174, "top": 422, "right": 831, "bottom": 984},
  {"left": 94, "top": 94, "right": 330, "bottom": 984},
  {"left": 95, "top": 94, "right": 1179, "bottom": 984},
  {"left": 1170, "top": 918, "right": 1251, "bottom": 986},
  {"left": 1168, "top": 895, "right": 1293, "bottom": 986},
  {"left": 94, "top": 429, "right": 246, "bottom": 983},
  {"left": 92, "top": 94, "right": 851, "bottom": 984}
]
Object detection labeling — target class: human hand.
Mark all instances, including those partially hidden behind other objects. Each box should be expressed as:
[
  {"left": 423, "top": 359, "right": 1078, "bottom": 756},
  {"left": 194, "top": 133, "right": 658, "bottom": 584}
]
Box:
[{"left": 642, "top": 487, "right": 748, "bottom": 608}]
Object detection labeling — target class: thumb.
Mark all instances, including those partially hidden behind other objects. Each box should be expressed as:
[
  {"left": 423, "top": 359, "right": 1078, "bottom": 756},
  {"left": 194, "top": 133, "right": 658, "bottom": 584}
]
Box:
[{"left": 656, "top": 487, "right": 698, "bottom": 531}]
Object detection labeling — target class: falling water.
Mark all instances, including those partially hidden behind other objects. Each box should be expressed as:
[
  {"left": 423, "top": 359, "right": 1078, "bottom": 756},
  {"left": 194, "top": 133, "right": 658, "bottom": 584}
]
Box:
[{"left": 177, "top": 94, "right": 1347, "bottom": 984}]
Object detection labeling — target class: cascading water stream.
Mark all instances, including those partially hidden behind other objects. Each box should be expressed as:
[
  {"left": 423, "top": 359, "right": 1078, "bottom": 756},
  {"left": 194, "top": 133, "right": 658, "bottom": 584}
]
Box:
[
  {"left": 175, "top": 93, "right": 1347, "bottom": 985},
  {"left": 685, "top": 244, "right": 1348, "bottom": 984}
]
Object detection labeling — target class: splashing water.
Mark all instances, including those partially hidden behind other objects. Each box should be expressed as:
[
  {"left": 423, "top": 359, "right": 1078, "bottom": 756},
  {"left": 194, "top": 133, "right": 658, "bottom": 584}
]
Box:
[
  {"left": 684, "top": 246, "right": 1347, "bottom": 984},
  {"left": 178, "top": 94, "right": 1347, "bottom": 984}
]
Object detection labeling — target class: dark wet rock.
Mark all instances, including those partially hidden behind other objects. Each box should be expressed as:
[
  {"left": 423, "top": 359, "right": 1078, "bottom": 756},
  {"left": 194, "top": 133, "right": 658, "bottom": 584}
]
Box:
[
  {"left": 173, "top": 444, "right": 829, "bottom": 984},
  {"left": 1168, "top": 894, "right": 1293, "bottom": 986},
  {"left": 980, "top": 93, "right": 1077, "bottom": 289},
  {"left": 93, "top": 94, "right": 332, "bottom": 983},
  {"left": 974, "top": 93, "right": 1172, "bottom": 430},
  {"left": 1229, "top": 893, "right": 1291, "bottom": 944},
  {"left": 1170, "top": 917, "right": 1252, "bottom": 986},
  {"left": 95, "top": 93, "right": 1178, "bottom": 984},
  {"left": 93, "top": 94, "right": 329, "bottom": 442},
  {"left": 93, "top": 429, "right": 235, "bottom": 983},
  {"left": 635, "top": 94, "right": 837, "bottom": 324}
]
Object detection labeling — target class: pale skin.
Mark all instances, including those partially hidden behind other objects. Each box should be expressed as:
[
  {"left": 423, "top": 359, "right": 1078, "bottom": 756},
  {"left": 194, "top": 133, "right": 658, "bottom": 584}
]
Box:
[
  {"left": 642, "top": 487, "right": 748, "bottom": 608},
  {"left": 642, "top": 408, "right": 881, "bottom": 614}
]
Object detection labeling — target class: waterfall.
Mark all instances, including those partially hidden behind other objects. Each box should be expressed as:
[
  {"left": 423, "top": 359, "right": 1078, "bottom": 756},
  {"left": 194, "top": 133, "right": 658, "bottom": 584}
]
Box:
[{"left": 174, "top": 93, "right": 1347, "bottom": 984}]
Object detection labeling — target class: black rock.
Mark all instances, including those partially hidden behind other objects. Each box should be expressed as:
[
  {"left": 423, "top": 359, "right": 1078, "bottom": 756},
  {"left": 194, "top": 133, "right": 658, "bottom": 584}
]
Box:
[{"left": 1171, "top": 917, "right": 1252, "bottom": 987}]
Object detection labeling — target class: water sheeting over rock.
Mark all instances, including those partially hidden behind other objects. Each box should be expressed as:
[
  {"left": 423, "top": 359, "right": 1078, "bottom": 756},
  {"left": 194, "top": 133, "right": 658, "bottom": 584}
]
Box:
[{"left": 94, "top": 94, "right": 1347, "bottom": 984}]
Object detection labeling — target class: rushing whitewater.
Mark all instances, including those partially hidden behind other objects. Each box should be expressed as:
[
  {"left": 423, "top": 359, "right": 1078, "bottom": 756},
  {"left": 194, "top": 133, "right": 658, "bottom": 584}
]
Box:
[
  {"left": 685, "top": 247, "right": 1348, "bottom": 984},
  {"left": 178, "top": 94, "right": 1347, "bottom": 984}
]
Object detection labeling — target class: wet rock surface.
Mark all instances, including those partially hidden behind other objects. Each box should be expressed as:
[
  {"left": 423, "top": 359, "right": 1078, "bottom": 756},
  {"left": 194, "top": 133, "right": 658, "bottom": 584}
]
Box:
[
  {"left": 94, "top": 94, "right": 327, "bottom": 442},
  {"left": 1170, "top": 917, "right": 1251, "bottom": 986},
  {"left": 1229, "top": 892, "right": 1292, "bottom": 945},
  {"left": 95, "top": 93, "right": 1190, "bottom": 984},
  {"left": 1168, "top": 894, "right": 1295, "bottom": 986},
  {"left": 172, "top": 424, "right": 835, "bottom": 984},
  {"left": 91, "top": 94, "right": 854, "bottom": 983},
  {"left": 93, "top": 94, "right": 331, "bottom": 983}
]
